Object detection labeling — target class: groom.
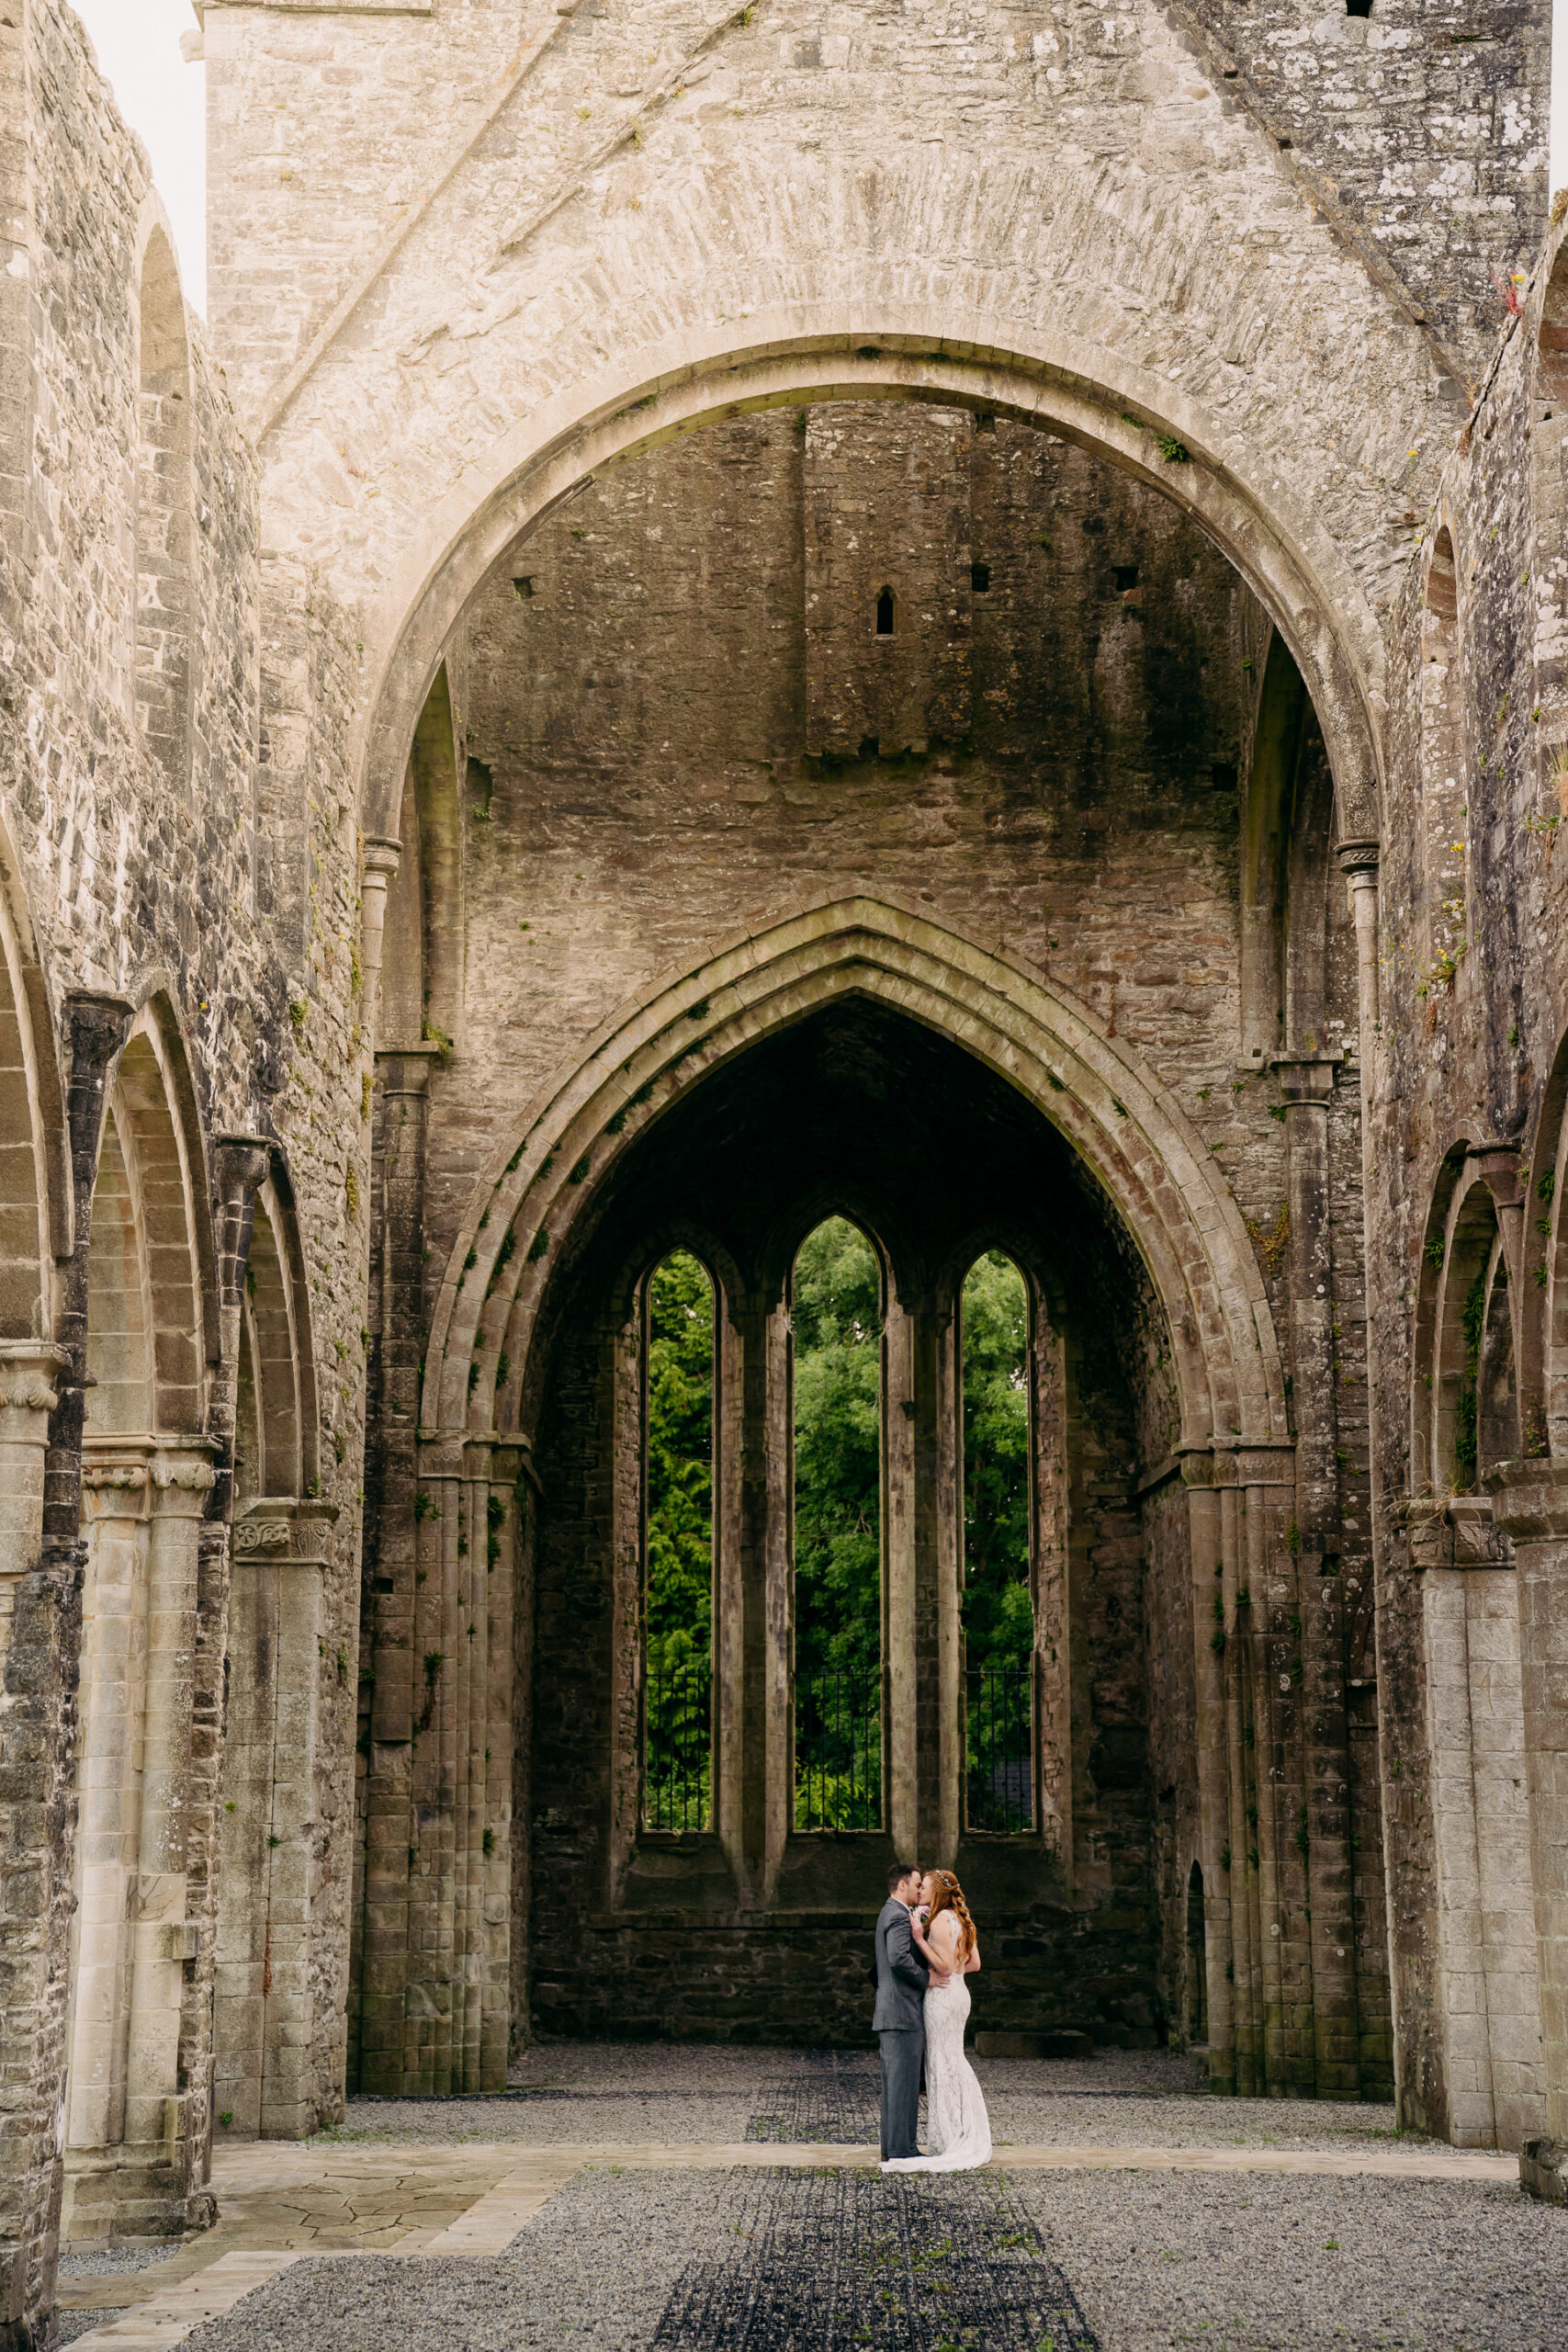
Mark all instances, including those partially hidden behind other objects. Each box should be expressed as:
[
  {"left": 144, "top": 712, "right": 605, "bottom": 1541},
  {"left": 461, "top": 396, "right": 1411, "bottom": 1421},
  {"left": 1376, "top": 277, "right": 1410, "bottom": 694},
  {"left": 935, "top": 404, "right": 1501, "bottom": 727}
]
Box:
[{"left": 873, "top": 1860, "right": 930, "bottom": 2161}]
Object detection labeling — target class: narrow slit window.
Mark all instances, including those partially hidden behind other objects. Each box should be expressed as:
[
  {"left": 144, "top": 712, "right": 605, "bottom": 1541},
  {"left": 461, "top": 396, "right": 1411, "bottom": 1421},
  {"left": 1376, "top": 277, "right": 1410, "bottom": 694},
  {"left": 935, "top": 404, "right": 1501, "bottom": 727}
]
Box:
[
  {"left": 792, "top": 1217, "right": 883, "bottom": 1830},
  {"left": 875, "top": 586, "right": 896, "bottom": 637},
  {"left": 643, "top": 1250, "right": 715, "bottom": 1832},
  {"left": 962, "top": 1251, "right": 1033, "bottom": 1832}
]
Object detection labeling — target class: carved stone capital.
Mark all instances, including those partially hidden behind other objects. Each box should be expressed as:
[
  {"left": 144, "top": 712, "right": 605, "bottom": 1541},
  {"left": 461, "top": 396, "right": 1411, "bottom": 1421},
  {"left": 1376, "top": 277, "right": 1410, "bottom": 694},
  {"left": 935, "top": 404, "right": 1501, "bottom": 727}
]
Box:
[
  {"left": 231, "top": 1494, "right": 342, "bottom": 1568},
  {"left": 0, "top": 1341, "right": 72, "bottom": 1420},
  {"left": 1336, "top": 839, "right": 1380, "bottom": 884},
  {"left": 1486, "top": 1458, "right": 1568, "bottom": 1544}
]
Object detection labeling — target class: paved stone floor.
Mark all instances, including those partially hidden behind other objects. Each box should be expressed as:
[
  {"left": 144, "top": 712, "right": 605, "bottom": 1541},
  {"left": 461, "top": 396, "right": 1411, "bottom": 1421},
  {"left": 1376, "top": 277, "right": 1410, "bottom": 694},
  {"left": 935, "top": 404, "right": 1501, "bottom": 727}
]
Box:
[{"left": 53, "top": 2050, "right": 1564, "bottom": 2351}]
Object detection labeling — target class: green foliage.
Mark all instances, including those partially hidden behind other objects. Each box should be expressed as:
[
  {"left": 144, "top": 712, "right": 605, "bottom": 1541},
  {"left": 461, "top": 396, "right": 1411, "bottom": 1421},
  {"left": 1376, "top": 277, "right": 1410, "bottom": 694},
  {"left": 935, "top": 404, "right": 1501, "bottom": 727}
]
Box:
[
  {"left": 793, "top": 1219, "right": 883, "bottom": 1829},
  {"left": 961, "top": 1252, "right": 1032, "bottom": 1673},
  {"left": 645, "top": 1251, "right": 715, "bottom": 1683},
  {"left": 793, "top": 1218, "right": 883, "bottom": 1689},
  {"left": 644, "top": 1252, "right": 715, "bottom": 1830}
]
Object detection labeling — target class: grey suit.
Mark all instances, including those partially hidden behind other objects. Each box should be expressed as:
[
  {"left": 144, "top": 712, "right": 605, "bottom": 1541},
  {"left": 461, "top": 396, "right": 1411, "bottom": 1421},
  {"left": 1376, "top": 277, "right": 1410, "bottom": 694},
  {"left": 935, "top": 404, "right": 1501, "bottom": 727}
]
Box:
[{"left": 873, "top": 1895, "right": 929, "bottom": 2159}]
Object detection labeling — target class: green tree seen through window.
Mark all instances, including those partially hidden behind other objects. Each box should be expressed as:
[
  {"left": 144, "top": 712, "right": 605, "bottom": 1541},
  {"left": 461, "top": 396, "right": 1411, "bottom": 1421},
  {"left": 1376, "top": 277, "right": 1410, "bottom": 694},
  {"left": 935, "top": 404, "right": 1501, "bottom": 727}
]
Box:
[
  {"left": 962, "top": 1251, "right": 1033, "bottom": 1831},
  {"left": 644, "top": 1249, "right": 713, "bottom": 1829},
  {"left": 793, "top": 1216, "right": 882, "bottom": 1827}
]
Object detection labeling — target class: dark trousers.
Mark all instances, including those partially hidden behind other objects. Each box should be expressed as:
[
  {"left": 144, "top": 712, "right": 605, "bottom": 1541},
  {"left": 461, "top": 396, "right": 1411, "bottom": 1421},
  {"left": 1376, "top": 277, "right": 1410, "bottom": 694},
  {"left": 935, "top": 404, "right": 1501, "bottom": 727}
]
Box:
[{"left": 878, "top": 2025, "right": 923, "bottom": 2159}]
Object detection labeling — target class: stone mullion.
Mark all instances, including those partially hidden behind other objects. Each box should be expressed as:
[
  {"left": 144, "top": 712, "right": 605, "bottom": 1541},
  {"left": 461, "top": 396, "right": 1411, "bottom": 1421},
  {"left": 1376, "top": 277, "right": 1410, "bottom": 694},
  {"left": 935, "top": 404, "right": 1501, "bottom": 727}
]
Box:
[
  {"left": 933, "top": 1296, "right": 961, "bottom": 1871},
  {"left": 1032, "top": 1306, "right": 1070, "bottom": 1869},
  {"left": 1279, "top": 1059, "right": 1360, "bottom": 2098},
  {"left": 907, "top": 1300, "right": 946, "bottom": 1868},
  {"left": 1184, "top": 1470, "right": 1236, "bottom": 2094},
  {"left": 761, "top": 1298, "right": 790, "bottom": 1903},
  {"left": 882, "top": 1298, "right": 916, "bottom": 1862}
]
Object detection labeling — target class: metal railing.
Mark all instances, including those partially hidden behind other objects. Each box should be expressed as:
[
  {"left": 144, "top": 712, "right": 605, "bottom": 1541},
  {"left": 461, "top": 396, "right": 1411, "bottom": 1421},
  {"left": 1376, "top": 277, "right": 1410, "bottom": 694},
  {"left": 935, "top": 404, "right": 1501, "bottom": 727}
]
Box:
[
  {"left": 794, "top": 1670, "right": 882, "bottom": 1831},
  {"left": 644, "top": 1655, "right": 712, "bottom": 1832},
  {"left": 965, "top": 1663, "right": 1033, "bottom": 1833}
]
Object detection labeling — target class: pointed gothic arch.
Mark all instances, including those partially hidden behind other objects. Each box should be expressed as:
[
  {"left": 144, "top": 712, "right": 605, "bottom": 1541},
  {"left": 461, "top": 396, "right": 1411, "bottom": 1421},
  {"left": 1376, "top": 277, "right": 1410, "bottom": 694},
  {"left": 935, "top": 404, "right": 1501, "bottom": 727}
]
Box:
[{"left": 424, "top": 898, "right": 1288, "bottom": 1464}]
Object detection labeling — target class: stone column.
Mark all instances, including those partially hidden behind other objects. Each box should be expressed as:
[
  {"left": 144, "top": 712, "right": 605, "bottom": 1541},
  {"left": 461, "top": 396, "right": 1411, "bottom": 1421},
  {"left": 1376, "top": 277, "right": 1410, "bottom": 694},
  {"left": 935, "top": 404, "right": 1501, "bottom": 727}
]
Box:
[
  {"left": 121, "top": 1448, "right": 213, "bottom": 2232},
  {"left": 1180, "top": 1453, "right": 1236, "bottom": 2093},
  {"left": 359, "top": 836, "right": 400, "bottom": 1051},
  {"left": 1337, "top": 842, "right": 1380, "bottom": 1041},
  {"left": 1489, "top": 1460, "right": 1568, "bottom": 2169},
  {"left": 357, "top": 1046, "right": 438, "bottom": 2093},
  {"left": 0, "top": 1342, "right": 71, "bottom": 2346}
]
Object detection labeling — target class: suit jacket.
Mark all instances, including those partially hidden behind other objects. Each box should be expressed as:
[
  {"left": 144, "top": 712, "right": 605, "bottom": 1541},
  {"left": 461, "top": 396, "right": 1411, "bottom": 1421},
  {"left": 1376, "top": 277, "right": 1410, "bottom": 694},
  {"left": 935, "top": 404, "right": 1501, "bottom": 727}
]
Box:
[{"left": 872, "top": 1895, "right": 930, "bottom": 2031}]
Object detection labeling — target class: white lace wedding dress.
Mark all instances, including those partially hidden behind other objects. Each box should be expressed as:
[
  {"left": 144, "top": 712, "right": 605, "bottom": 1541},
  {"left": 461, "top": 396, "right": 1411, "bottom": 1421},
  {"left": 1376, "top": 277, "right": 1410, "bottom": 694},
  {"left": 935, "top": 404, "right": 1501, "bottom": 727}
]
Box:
[{"left": 882, "top": 1913, "right": 992, "bottom": 2172}]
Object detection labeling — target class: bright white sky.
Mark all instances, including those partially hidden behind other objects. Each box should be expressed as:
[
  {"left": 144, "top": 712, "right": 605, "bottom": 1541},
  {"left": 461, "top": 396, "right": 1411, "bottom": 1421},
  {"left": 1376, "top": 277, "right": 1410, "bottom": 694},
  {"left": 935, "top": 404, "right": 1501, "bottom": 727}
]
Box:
[{"left": 67, "top": 0, "right": 1568, "bottom": 320}]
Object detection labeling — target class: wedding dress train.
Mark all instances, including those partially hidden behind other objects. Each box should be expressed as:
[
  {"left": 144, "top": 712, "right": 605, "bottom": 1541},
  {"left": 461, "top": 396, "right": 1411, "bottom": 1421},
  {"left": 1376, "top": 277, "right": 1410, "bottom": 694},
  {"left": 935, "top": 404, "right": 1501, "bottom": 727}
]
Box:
[{"left": 880, "top": 1916, "right": 991, "bottom": 2172}]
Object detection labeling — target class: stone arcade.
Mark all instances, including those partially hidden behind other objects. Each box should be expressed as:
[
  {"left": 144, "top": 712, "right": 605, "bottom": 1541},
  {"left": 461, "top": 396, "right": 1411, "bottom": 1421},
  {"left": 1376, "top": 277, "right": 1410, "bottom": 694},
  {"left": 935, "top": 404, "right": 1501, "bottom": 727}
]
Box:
[{"left": 1, "top": 0, "right": 1567, "bottom": 2338}]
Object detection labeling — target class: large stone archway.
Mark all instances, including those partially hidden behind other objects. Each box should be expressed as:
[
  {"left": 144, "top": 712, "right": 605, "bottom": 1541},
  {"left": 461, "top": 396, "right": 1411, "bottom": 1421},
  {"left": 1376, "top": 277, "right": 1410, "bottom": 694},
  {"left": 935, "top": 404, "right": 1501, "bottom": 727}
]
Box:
[
  {"left": 210, "top": 0, "right": 1475, "bottom": 871},
  {"left": 351, "top": 896, "right": 1369, "bottom": 2097}
]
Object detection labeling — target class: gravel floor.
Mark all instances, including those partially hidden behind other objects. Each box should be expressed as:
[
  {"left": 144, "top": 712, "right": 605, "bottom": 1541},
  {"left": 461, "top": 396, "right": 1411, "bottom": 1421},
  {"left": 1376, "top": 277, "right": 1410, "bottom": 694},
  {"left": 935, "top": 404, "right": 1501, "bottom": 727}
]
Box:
[
  {"left": 317, "top": 2043, "right": 1406, "bottom": 2153},
  {"left": 55, "top": 2245, "right": 178, "bottom": 2349},
  {"left": 169, "top": 2162, "right": 1568, "bottom": 2352}
]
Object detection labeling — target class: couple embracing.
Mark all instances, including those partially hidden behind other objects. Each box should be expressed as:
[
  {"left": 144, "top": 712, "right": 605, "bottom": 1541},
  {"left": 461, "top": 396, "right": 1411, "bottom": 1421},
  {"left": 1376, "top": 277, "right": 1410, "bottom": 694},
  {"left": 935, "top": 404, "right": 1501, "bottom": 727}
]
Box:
[{"left": 872, "top": 1860, "right": 992, "bottom": 2173}]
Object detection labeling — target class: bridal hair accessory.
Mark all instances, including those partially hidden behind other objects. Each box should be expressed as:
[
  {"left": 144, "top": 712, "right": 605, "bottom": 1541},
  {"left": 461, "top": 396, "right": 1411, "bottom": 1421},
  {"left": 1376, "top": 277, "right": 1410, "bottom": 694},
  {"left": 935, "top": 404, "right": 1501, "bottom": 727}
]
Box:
[{"left": 925, "top": 1869, "right": 977, "bottom": 1962}]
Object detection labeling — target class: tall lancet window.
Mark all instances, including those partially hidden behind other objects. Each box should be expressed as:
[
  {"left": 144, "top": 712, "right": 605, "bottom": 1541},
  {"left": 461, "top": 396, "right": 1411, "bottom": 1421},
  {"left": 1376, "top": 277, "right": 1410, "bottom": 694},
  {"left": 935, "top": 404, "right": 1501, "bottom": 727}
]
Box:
[
  {"left": 961, "top": 1251, "right": 1033, "bottom": 1831},
  {"left": 643, "top": 1250, "right": 715, "bottom": 1832},
  {"left": 792, "top": 1217, "right": 883, "bottom": 1831}
]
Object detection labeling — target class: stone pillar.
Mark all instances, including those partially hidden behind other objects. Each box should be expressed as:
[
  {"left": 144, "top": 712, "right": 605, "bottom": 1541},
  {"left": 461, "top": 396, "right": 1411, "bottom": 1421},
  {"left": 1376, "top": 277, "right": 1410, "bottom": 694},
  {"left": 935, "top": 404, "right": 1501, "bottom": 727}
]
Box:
[
  {"left": 356, "top": 1045, "right": 437, "bottom": 2093},
  {"left": 1181, "top": 1454, "right": 1236, "bottom": 2094},
  {"left": 0, "top": 1342, "right": 72, "bottom": 2346},
  {"left": 124, "top": 1451, "right": 214, "bottom": 2223},
  {"left": 216, "top": 1498, "right": 340, "bottom": 2140},
  {"left": 1489, "top": 1460, "right": 1568, "bottom": 2158},
  {"left": 1276, "top": 1053, "right": 1360, "bottom": 2098}
]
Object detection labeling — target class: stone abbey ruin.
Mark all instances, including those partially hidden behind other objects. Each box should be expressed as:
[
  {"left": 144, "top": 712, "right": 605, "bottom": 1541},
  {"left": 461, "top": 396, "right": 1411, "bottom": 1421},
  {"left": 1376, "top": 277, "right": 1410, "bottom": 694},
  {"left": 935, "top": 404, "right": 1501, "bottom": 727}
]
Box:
[{"left": 1, "top": 0, "right": 1567, "bottom": 2335}]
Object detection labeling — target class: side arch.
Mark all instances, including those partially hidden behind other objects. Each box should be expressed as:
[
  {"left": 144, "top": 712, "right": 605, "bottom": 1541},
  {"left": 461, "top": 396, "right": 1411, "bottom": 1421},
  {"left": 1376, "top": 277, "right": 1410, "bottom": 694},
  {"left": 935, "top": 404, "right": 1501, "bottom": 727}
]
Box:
[{"left": 422, "top": 898, "right": 1289, "bottom": 1467}]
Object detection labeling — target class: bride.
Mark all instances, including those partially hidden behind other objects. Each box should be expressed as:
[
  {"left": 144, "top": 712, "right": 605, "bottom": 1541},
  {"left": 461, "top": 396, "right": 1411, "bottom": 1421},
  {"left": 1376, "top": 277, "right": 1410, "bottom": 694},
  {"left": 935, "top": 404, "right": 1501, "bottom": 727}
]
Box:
[{"left": 880, "top": 1869, "right": 992, "bottom": 2173}]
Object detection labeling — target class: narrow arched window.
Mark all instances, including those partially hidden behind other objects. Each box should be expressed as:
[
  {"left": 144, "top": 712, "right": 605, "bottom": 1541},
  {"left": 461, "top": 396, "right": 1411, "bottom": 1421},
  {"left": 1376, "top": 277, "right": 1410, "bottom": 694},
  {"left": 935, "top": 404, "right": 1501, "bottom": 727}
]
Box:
[
  {"left": 792, "top": 1216, "right": 882, "bottom": 1830},
  {"left": 643, "top": 1250, "right": 715, "bottom": 1831},
  {"left": 874, "top": 586, "right": 896, "bottom": 637},
  {"left": 961, "top": 1250, "right": 1033, "bottom": 1832}
]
